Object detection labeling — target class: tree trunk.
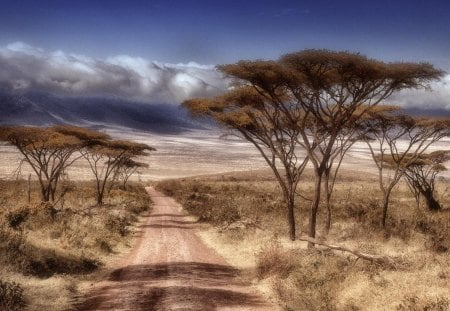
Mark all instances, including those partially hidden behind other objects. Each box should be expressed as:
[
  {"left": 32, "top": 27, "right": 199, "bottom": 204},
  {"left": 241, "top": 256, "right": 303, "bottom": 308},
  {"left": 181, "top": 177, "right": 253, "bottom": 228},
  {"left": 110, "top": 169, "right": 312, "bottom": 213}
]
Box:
[
  {"left": 308, "top": 172, "right": 322, "bottom": 248},
  {"left": 287, "top": 194, "right": 296, "bottom": 241},
  {"left": 324, "top": 172, "right": 332, "bottom": 235},
  {"left": 325, "top": 197, "right": 332, "bottom": 235},
  {"left": 381, "top": 193, "right": 390, "bottom": 227},
  {"left": 422, "top": 188, "right": 441, "bottom": 211}
]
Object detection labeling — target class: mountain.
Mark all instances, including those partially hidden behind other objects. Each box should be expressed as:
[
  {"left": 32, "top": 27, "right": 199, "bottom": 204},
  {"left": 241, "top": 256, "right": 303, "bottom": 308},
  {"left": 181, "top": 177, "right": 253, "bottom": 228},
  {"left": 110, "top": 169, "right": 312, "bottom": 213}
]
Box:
[{"left": 0, "top": 91, "right": 204, "bottom": 133}]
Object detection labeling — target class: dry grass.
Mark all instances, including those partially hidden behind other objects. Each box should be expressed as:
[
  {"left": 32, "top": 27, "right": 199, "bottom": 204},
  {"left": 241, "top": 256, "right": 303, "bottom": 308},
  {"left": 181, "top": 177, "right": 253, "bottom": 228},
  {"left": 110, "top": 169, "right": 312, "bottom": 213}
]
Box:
[
  {"left": 156, "top": 169, "right": 450, "bottom": 311},
  {"left": 0, "top": 179, "right": 150, "bottom": 311}
]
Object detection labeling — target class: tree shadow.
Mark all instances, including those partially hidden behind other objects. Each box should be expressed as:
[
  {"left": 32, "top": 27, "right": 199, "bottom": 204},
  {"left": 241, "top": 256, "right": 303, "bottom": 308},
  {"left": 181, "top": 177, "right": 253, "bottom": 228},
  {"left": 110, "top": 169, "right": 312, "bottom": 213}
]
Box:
[
  {"left": 148, "top": 213, "right": 188, "bottom": 218},
  {"left": 137, "top": 219, "right": 198, "bottom": 230},
  {"left": 74, "top": 262, "right": 266, "bottom": 310}
]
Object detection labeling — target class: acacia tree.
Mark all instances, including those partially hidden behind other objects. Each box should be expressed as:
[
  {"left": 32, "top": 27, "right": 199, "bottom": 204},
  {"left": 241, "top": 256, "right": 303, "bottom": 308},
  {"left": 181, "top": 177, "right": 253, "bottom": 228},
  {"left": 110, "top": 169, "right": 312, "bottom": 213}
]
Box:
[
  {"left": 0, "top": 125, "right": 104, "bottom": 202},
  {"left": 400, "top": 151, "right": 449, "bottom": 210},
  {"left": 109, "top": 157, "right": 149, "bottom": 191},
  {"left": 184, "top": 82, "right": 309, "bottom": 241},
  {"left": 83, "top": 140, "right": 154, "bottom": 205},
  {"left": 184, "top": 50, "right": 443, "bottom": 245},
  {"left": 281, "top": 50, "right": 442, "bottom": 246},
  {"left": 363, "top": 112, "right": 450, "bottom": 225}
]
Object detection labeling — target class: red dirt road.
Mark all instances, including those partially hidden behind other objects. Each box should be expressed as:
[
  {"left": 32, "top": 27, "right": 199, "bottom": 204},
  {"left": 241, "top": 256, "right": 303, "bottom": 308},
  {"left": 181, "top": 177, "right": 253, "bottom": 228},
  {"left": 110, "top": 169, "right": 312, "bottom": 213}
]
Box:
[{"left": 75, "top": 187, "right": 273, "bottom": 310}]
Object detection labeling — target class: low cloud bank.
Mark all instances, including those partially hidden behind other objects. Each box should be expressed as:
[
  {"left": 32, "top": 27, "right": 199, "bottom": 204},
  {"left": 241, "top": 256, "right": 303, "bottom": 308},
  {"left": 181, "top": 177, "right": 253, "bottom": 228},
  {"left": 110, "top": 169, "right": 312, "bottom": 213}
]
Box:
[
  {"left": 0, "top": 42, "right": 448, "bottom": 111},
  {"left": 0, "top": 42, "right": 227, "bottom": 103},
  {"left": 391, "top": 74, "right": 450, "bottom": 111}
]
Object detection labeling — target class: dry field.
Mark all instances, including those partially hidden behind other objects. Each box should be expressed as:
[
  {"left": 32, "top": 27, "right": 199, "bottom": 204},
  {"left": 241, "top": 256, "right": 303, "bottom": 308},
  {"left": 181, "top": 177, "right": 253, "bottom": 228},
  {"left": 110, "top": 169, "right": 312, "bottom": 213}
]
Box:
[{"left": 156, "top": 168, "right": 450, "bottom": 311}]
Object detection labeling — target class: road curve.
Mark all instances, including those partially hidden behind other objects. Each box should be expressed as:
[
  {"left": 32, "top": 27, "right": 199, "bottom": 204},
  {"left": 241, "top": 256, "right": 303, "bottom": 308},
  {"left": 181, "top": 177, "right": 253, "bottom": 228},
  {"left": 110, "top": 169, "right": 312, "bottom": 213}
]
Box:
[{"left": 75, "top": 187, "right": 273, "bottom": 311}]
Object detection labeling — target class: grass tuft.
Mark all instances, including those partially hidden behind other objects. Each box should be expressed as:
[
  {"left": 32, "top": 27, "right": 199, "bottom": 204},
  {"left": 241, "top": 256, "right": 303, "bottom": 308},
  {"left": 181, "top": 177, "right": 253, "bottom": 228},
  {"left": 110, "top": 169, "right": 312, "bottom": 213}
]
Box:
[{"left": 0, "top": 279, "right": 26, "bottom": 311}]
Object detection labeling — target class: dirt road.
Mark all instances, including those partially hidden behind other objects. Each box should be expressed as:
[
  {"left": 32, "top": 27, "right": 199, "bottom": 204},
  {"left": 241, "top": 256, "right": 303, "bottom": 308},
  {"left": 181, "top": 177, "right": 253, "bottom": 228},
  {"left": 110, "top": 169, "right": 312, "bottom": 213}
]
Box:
[{"left": 75, "top": 187, "right": 273, "bottom": 310}]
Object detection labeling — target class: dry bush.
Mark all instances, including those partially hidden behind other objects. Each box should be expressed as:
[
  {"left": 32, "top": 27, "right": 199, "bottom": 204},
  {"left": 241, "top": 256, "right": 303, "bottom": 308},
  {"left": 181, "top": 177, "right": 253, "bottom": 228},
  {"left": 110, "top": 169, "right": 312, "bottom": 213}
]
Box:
[
  {"left": 396, "top": 294, "right": 450, "bottom": 311},
  {"left": 156, "top": 179, "right": 292, "bottom": 231},
  {"left": 0, "top": 279, "right": 26, "bottom": 311},
  {"left": 105, "top": 214, "right": 130, "bottom": 237},
  {"left": 414, "top": 211, "right": 450, "bottom": 253},
  {"left": 260, "top": 247, "right": 361, "bottom": 311},
  {"left": 256, "top": 239, "right": 296, "bottom": 279}
]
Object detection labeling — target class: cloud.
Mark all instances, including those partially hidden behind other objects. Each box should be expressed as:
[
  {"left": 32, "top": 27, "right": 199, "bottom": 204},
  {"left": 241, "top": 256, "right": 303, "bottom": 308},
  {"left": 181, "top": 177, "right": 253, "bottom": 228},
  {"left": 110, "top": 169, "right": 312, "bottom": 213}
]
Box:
[
  {"left": 390, "top": 75, "right": 450, "bottom": 111},
  {"left": 0, "top": 42, "right": 227, "bottom": 103},
  {"left": 0, "top": 42, "right": 448, "bottom": 111}
]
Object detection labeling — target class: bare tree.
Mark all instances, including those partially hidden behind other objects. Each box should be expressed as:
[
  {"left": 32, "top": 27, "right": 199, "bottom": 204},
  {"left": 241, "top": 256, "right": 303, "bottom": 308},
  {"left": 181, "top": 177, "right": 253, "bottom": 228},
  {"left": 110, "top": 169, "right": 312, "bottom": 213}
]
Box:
[{"left": 363, "top": 112, "right": 450, "bottom": 225}]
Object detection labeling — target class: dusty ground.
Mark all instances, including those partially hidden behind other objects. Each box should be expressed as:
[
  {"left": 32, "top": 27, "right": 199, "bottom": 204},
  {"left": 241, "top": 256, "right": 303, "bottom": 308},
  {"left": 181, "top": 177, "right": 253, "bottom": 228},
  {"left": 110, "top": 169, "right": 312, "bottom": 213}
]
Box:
[{"left": 74, "top": 187, "right": 275, "bottom": 311}]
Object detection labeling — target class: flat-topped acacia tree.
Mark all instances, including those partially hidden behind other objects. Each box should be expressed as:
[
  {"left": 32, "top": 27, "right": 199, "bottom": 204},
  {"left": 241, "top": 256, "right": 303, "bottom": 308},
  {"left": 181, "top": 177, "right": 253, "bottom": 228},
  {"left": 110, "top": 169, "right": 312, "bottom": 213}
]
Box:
[
  {"left": 183, "top": 49, "right": 443, "bottom": 245},
  {"left": 82, "top": 140, "right": 154, "bottom": 205},
  {"left": 401, "top": 150, "right": 450, "bottom": 210},
  {"left": 0, "top": 125, "right": 107, "bottom": 202},
  {"left": 363, "top": 111, "right": 450, "bottom": 224},
  {"left": 184, "top": 76, "right": 309, "bottom": 241}
]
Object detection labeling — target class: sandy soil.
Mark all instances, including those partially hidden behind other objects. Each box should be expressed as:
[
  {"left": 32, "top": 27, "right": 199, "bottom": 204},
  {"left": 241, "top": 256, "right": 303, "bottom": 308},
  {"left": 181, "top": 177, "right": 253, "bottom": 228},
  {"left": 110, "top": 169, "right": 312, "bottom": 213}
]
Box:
[{"left": 74, "top": 187, "right": 274, "bottom": 311}]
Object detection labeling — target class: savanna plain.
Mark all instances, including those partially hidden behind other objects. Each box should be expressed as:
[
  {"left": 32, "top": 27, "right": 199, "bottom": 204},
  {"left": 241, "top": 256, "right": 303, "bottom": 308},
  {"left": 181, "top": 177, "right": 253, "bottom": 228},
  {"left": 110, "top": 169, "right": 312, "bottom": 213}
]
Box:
[{"left": 1, "top": 128, "right": 450, "bottom": 311}]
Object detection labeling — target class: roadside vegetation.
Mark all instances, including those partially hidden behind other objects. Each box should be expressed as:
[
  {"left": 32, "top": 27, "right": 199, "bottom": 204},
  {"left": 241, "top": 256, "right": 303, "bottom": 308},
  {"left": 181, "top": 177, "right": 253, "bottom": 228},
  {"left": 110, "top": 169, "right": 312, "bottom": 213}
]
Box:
[
  {"left": 156, "top": 169, "right": 450, "bottom": 310},
  {"left": 0, "top": 125, "right": 153, "bottom": 310},
  {"left": 0, "top": 179, "right": 150, "bottom": 310}
]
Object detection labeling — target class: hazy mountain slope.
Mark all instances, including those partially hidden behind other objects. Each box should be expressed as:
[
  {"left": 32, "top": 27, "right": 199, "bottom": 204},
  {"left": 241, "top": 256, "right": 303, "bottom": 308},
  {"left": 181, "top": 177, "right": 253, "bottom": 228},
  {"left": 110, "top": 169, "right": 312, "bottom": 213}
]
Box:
[{"left": 0, "top": 91, "right": 203, "bottom": 133}]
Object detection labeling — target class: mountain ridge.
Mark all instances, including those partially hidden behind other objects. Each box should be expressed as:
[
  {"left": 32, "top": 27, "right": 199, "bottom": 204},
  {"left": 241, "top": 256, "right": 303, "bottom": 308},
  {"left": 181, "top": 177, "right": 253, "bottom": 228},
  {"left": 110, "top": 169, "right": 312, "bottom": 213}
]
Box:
[{"left": 0, "top": 91, "right": 203, "bottom": 134}]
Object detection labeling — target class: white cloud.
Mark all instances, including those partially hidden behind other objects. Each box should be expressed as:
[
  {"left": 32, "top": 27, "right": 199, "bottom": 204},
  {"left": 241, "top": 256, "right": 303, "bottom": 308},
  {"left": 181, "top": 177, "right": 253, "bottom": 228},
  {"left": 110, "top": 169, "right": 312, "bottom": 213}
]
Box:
[
  {"left": 0, "top": 42, "right": 227, "bottom": 103},
  {"left": 390, "top": 75, "right": 450, "bottom": 111},
  {"left": 0, "top": 42, "right": 448, "bottom": 112}
]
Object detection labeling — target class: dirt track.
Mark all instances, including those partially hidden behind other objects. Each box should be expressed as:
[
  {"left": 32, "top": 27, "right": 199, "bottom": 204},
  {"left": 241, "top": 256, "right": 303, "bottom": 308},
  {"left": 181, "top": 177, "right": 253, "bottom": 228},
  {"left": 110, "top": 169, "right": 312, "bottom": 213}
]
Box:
[{"left": 75, "top": 187, "right": 273, "bottom": 310}]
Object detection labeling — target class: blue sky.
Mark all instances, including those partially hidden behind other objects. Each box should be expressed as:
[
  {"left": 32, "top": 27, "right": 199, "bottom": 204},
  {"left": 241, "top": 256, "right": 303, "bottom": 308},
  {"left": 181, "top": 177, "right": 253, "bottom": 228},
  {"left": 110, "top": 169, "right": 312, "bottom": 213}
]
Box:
[
  {"left": 1, "top": 0, "right": 449, "bottom": 68},
  {"left": 0, "top": 0, "right": 449, "bottom": 110}
]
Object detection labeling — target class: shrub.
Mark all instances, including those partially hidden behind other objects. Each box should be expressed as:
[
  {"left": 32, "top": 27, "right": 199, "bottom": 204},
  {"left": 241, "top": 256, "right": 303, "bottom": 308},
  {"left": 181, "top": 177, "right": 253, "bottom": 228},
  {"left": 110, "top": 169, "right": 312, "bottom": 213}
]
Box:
[
  {"left": 256, "top": 239, "right": 295, "bottom": 279},
  {"left": 6, "top": 206, "right": 30, "bottom": 229},
  {"left": 415, "top": 212, "right": 450, "bottom": 253},
  {"left": 25, "top": 254, "right": 100, "bottom": 278},
  {"left": 0, "top": 280, "right": 26, "bottom": 311},
  {"left": 105, "top": 215, "right": 130, "bottom": 237},
  {"left": 397, "top": 295, "right": 450, "bottom": 311}
]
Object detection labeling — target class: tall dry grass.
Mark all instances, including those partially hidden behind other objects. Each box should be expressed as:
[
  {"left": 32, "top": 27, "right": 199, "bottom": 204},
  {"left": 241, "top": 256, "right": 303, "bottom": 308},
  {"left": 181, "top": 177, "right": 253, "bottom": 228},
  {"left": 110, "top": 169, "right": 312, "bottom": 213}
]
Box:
[
  {"left": 0, "top": 179, "right": 150, "bottom": 311},
  {"left": 156, "top": 169, "right": 450, "bottom": 310}
]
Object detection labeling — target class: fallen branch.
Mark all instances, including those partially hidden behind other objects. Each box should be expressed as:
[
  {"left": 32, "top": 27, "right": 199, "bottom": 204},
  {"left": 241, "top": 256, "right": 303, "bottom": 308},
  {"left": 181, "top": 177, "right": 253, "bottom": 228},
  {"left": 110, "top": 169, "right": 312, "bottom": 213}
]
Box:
[{"left": 298, "top": 236, "right": 397, "bottom": 268}]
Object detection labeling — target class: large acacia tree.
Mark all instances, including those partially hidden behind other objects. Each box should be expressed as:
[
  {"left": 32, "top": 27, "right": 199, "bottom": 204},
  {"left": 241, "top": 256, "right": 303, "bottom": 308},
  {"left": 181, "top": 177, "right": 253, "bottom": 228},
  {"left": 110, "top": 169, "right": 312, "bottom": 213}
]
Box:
[
  {"left": 183, "top": 50, "right": 443, "bottom": 244},
  {"left": 184, "top": 83, "right": 309, "bottom": 241}
]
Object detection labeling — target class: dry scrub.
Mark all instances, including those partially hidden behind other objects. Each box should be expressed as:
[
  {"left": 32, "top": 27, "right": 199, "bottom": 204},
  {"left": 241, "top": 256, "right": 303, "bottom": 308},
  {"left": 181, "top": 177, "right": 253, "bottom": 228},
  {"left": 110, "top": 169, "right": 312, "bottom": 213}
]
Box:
[
  {"left": 0, "top": 179, "right": 150, "bottom": 310},
  {"left": 156, "top": 170, "right": 450, "bottom": 310}
]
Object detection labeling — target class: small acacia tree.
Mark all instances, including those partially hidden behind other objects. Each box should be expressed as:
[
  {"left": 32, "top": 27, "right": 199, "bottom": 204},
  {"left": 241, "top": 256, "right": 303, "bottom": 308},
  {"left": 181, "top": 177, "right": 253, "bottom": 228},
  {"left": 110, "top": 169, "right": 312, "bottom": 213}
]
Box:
[
  {"left": 400, "top": 151, "right": 449, "bottom": 210},
  {"left": 363, "top": 111, "right": 450, "bottom": 225},
  {"left": 82, "top": 140, "right": 154, "bottom": 205},
  {"left": 0, "top": 125, "right": 104, "bottom": 202}
]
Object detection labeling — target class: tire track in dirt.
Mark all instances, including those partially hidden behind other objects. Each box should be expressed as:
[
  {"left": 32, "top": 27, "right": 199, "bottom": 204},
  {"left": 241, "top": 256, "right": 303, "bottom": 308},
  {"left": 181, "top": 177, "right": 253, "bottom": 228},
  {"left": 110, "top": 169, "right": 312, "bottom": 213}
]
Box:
[{"left": 75, "top": 187, "right": 274, "bottom": 310}]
